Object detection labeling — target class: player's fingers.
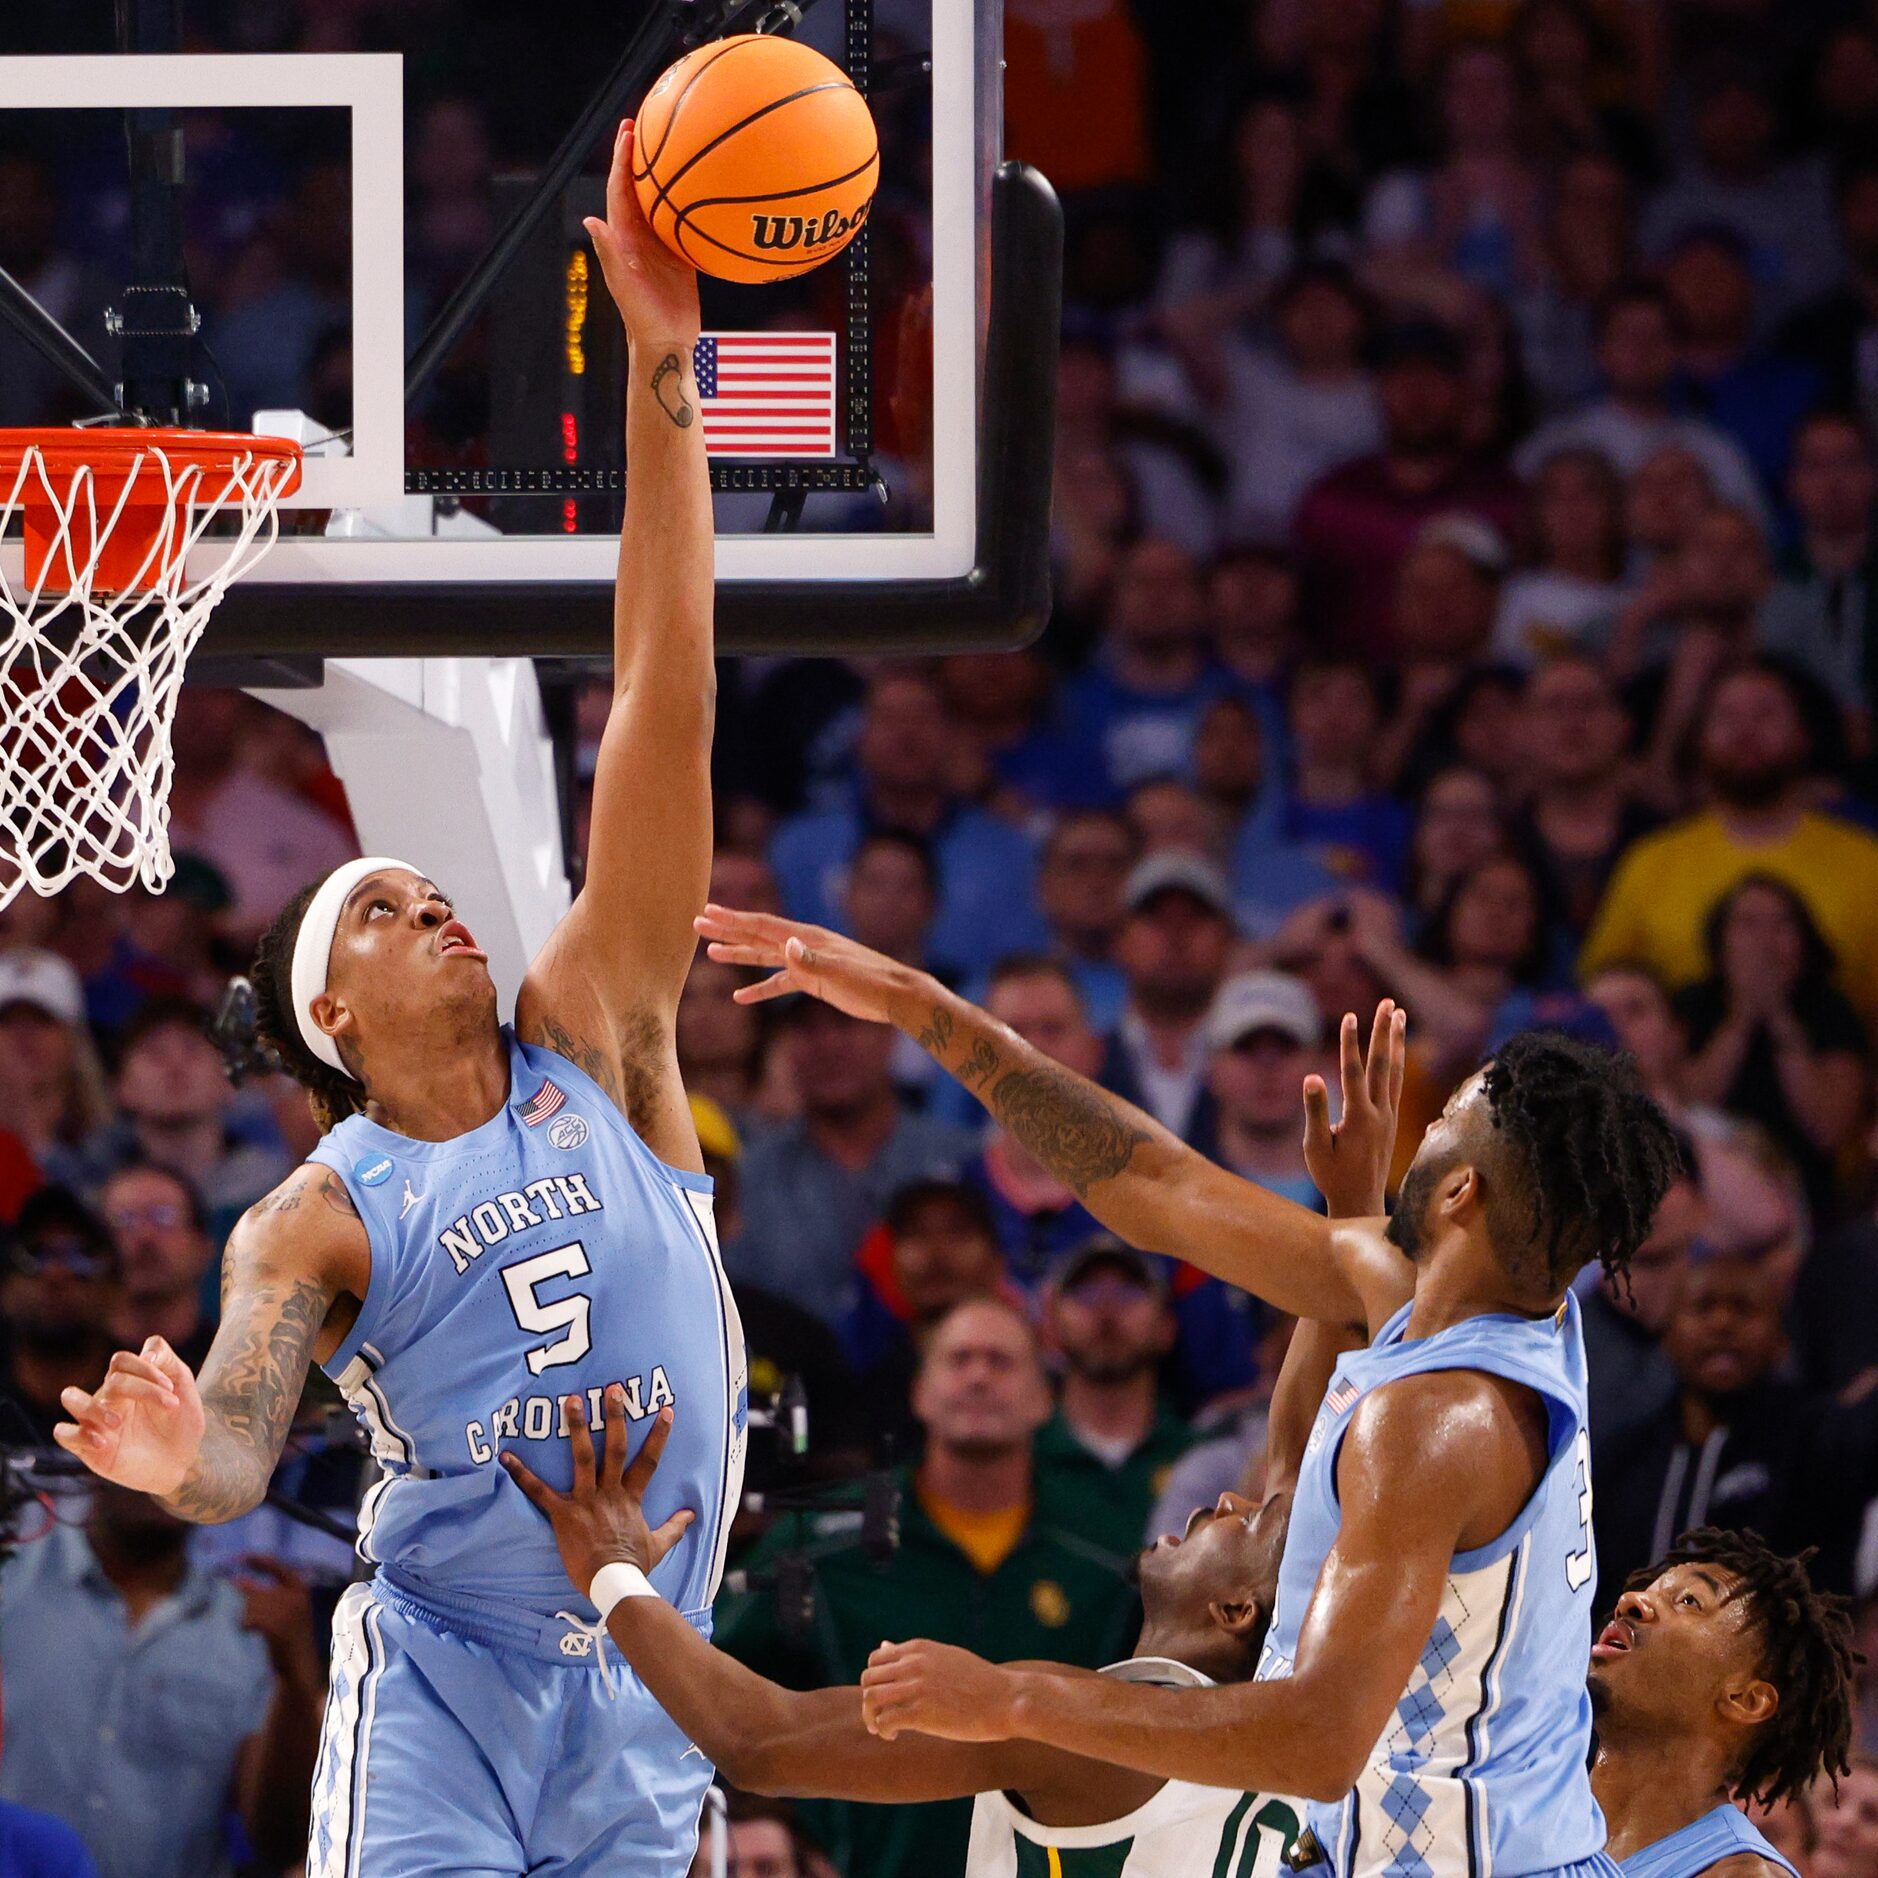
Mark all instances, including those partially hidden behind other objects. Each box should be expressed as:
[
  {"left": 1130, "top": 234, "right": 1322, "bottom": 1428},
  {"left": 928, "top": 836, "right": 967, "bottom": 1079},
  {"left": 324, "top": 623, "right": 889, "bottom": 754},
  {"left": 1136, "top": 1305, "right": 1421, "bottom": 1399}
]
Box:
[
  {"left": 698, "top": 905, "right": 800, "bottom": 945},
  {"left": 59, "top": 1386, "right": 119, "bottom": 1429},
  {"left": 141, "top": 1338, "right": 192, "bottom": 1390},
  {"left": 53, "top": 1420, "right": 104, "bottom": 1456},
  {"left": 1300, "top": 1073, "right": 1331, "bottom": 1150},
  {"left": 626, "top": 1403, "right": 672, "bottom": 1492},
  {"left": 1338, "top": 1011, "right": 1363, "bottom": 1109},
  {"left": 702, "top": 940, "right": 783, "bottom": 969},
  {"left": 1366, "top": 999, "right": 1395, "bottom": 1107},
  {"left": 602, "top": 1384, "right": 631, "bottom": 1487},
  {"left": 1389, "top": 1007, "right": 1408, "bottom": 1111},
  {"left": 499, "top": 1451, "right": 555, "bottom": 1514},
  {"left": 731, "top": 971, "right": 799, "bottom": 1006},
  {"left": 648, "top": 1508, "right": 695, "bottom": 1562},
  {"left": 96, "top": 1372, "right": 178, "bottom": 1408},
  {"left": 110, "top": 1350, "right": 178, "bottom": 1393},
  {"left": 568, "top": 1395, "right": 598, "bottom": 1495}
]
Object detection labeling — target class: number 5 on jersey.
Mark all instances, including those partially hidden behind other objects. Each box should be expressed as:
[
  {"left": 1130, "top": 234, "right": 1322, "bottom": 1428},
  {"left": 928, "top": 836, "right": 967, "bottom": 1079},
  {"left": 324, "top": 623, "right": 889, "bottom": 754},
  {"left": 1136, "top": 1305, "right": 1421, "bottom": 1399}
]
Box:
[{"left": 503, "top": 1243, "right": 593, "bottom": 1374}]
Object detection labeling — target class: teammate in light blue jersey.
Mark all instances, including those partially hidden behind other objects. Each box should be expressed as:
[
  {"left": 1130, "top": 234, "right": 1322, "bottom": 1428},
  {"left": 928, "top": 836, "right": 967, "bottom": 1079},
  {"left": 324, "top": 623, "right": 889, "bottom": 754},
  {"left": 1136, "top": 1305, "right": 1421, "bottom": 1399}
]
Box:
[
  {"left": 1590, "top": 1528, "right": 1856, "bottom": 1878},
  {"left": 681, "top": 905, "right": 1687, "bottom": 1878},
  {"left": 54, "top": 119, "right": 737, "bottom": 1878}
]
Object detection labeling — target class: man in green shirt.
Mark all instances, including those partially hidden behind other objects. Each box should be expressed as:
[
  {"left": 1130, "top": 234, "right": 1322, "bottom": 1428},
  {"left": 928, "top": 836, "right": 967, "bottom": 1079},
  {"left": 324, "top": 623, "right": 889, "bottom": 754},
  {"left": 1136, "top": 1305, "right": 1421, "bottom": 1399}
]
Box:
[
  {"left": 1033, "top": 1237, "right": 1195, "bottom": 1558},
  {"left": 715, "top": 1296, "right": 1139, "bottom": 1878}
]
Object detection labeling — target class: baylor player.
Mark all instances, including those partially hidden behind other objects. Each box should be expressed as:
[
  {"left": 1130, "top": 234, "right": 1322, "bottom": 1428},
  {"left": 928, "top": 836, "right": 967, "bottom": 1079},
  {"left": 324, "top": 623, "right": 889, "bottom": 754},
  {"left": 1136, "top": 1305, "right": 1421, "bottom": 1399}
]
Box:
[{"left": 502, "top": 1000, "right": 1405, "bottom": 1878}]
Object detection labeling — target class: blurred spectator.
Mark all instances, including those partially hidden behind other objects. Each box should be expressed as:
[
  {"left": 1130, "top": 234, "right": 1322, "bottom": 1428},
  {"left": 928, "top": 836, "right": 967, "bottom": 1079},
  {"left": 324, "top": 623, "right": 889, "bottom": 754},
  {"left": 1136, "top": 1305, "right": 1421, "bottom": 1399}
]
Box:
[
  {"left": 0, "top": 1792, "right": 97, "bottom": 1878},
  {"left": 842, "top": 830, "right": 946, "bottom": 1102},
  {"left": 1362, "top": 41, "right": 1545, "bottom": 301},
  {"left": 710, "top": 848, "right": 785, "bottom": 918},
  {"left": 1124, "top": 778, "right": 1223, "bottom": 864},
  {"left": 1193, "top": 263, "right": 1383, "bottom": 543},
  {"left": 0, "top": 951, "right": 112, "bottom": 1191},
  {"left": 1004, "top": 0, "right": 1150, "bottom": 194},
  {"left": 100, "top": 856, "right": 235, "bottom": 1025},
  {"left": 1511, "top": 653, "right": 1658, "bottom": 938},
  {"left": 1582, "top": 660, "right": 1878, "bottom": 1014},
  {"left": 1517, "top": 152, "right": 1636, "bottom": 414},
  {"left": 841, "top": 1179, "right": 1010, "bottom": 1459},
  {"left": 1777, "top": 149, "right": 1878, "bottom": 419},
  {"left": 935, "top": 650, "right": 1059, "bottom": 813},
  {"left": 1662, "top": 225, "right": 1822, "bottom": 499},
  {"left": 1624, "top": 441, "right": 1720, "bottom": 572},
  {"left": 1576, "top": 1161, "right": 1700, "bottom": 1443},
  {"left": 1592, "top": 1252, "right": 1878, "bottom": 1612},
  {"left": 1032, "top": 811, "right": 1137, "bottom": 1034},
  {"left": 726, "top": 1002, "right": 973, "bottom": 1327},
  {"left": 1491, "top": 447, "right": 1631, "bottom": 665},
  {"left": 959, "top": 958, "right": 1105, "bottom": 1287},
  {"left": 0, "top": 152, "right": 110, "bottom": 429},
  {"left": 91, "top": 1000, "right": 293, "bottom": 1245},
  {"left": 409, "top": 97, "right": 495, "bottom": 311},
  {"left": 1404, "top": 765, "right": 1506, "bottom": 928},
  {"left": 1046, "top": 538, "right": 1224, "bottom": 805},
  {"left": 1516, "top": 282, "right": 1766, "bottom": 522},
  {"left": 1273, "top": 656, "right": 1410, "bottom": 889},
  {"left": 676, "top": 953, "right": 767, "bottom": 1122},
  {"left": 1034, "top": 1239, "right": 1193, "bottom": 1560},
  {"left": 0, "top": 1488, "right": 323, "bottom": 1878},
  {"left": 1210, "top": 546, "right": 1302, "bottom": 723},
  {"left": 164, "top": 692, "right": 355, "bottom": 946},
  {"left": 1759, "top": 408, "right": 1878, "bottom": 722},
  {"left": 1201, "top": 970, "right": 1324, "bottom": 1208},
  {"left": 1192, "top": 695, "right": 1272, "bottom": 852},
  {"left": 0, "top": 1186, "right": 118, "bottom": 1446},
  {"left": 1638, "top": 61, "right": 1841, "bottom": 326},
  {"left": 1099, "top": 854, "right": 1236, "bottom": 1141},
  {"left": 1809, "top": 1756, "right": 1878, "bottom": 1877},
  {"left": 1583, "top": 962, "right": 1709, "bottom": 1122},
  {"left": 769, "top": 673, "right": 1046, "bottom": 980},
  {"left": 689, "top": 1792, "right": 832, "bottom": 1878},
  {"left": 716, "top": 1299, "right": 1137, "bottom": 1878},
  {"left": 98, "top": 1163, "right": 217, "bottom": 1369},
  {"left": 1674, "top": 874, "right": 1870, "bottom": 1214},
  {"left": 1294, "top": 319, "right": 1525, "bottom": 656}
]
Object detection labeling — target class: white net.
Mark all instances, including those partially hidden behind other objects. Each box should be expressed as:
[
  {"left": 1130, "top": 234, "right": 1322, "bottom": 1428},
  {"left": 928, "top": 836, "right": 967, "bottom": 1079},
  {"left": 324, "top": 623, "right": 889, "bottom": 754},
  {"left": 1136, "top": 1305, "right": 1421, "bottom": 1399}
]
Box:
[{"left": 0, "top": 434, "right": 300, "bottom": 909}]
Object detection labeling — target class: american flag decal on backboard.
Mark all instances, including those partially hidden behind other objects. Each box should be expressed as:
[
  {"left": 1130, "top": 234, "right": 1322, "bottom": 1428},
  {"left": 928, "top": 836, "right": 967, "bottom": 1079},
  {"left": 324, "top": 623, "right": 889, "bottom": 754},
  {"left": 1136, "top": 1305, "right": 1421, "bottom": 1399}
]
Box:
[
  {"left": 692, "top": 332, "right": 837, "bottom": 458},
  {"left": 1326, "top": 1381, "right": 1361, "bottom": 1416},
  {"left": 520, "top": 1081, "right": 567, "bottom": 1127}
]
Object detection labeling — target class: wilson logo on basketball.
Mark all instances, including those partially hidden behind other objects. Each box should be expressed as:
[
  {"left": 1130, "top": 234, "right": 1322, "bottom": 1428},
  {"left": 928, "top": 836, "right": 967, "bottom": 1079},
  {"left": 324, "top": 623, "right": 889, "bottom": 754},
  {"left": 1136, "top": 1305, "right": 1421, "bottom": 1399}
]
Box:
[{"left": 749, "top": 200, "right": 872, "bottom": 254}]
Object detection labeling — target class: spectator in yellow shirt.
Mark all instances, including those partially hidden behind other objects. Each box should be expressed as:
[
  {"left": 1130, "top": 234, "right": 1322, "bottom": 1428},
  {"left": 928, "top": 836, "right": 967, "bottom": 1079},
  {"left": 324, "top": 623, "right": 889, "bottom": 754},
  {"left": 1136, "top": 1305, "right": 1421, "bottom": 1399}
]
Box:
[{"left": 1581, "top": 660, "right": 1878, "bottom": 1015}]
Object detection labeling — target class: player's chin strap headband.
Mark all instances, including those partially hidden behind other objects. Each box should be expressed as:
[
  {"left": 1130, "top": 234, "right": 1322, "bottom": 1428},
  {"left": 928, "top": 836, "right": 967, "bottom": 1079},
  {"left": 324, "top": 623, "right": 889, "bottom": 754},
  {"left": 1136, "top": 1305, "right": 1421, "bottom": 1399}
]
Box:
[{"left": 290, "top": 855, "right": 425, "bottom": 1078}]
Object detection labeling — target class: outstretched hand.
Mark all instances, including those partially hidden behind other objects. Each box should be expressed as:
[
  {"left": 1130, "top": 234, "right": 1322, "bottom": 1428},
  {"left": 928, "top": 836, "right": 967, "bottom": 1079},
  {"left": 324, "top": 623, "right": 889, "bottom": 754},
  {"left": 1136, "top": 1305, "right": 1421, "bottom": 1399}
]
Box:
[
  {"left": 1301, "top": 1000, "right": 1408, "bottom": 1219},
  {"left": 584, "top": 119, "right": 701, "bottom": 347},
  {"left": 860, "top": 1639, "right": 1024, "bottom": 1742},
  {"left": 502, "top": 1391, "right": 696, "bottom": 1594},
  {"left": 694, "top": 904, "right": 920, "bottom": 1026},
  {"left": 54, "top": 1336, "right": 203, "bottom": 1497}
]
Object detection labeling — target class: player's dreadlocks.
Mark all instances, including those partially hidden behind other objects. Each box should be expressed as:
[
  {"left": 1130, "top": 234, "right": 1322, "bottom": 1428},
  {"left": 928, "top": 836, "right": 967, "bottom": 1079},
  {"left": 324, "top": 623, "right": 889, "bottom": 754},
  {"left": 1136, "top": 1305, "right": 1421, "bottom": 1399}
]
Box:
[
  {"left": 1630, "top": 1527, "right": 1860, "bottom": 1810},
  {"left": 250, "top": 875, "right": 369, "bottom": 1132},
  {"left": 1480, "top": 1030, "right": 1682, "bottom": 1290}
]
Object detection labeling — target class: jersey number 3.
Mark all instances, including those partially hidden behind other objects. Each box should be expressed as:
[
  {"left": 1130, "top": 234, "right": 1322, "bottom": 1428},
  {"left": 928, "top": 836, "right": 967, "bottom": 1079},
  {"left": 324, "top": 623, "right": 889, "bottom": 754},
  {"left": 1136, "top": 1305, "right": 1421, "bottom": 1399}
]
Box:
[
  {"left": 1564, "top": 1428, "right": 1594, "bottom": 1592},
  {"left": 503, "top": 1242, "right": 593, "bottom": 1375}
]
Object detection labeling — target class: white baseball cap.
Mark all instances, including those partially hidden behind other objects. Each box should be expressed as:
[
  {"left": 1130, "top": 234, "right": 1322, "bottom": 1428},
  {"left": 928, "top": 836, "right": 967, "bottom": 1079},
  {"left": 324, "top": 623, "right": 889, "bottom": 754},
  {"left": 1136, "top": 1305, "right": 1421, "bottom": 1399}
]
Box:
[
  {"left": 1205, "top": 970, "right": 1321, "bottom": 1052},
  {"left": 0, "top": 948, "right": 86, "bottom": 1027}
]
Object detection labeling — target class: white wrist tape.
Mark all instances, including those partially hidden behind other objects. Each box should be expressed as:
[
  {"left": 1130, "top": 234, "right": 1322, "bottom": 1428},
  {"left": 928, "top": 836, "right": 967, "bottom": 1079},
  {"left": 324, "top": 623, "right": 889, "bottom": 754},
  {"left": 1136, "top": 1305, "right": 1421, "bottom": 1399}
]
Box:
[{"left": 589, "top": 1561, "right": 659, "bottom": 1620}]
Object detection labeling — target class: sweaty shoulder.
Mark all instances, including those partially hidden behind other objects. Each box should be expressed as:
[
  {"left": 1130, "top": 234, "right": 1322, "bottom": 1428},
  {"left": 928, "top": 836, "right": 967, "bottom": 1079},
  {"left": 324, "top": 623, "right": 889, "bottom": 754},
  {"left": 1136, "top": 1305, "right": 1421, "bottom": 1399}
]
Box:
[{"left": 1339, "top": 1368, "right": 1546, "bottom": 1550}]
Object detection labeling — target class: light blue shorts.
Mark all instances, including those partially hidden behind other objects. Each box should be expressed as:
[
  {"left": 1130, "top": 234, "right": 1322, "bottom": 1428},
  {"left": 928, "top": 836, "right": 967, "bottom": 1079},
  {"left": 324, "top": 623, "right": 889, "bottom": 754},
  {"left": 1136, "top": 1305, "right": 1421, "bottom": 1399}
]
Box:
[{"left": 308, "top": 1574, "right": 715, "bottom": 1877}]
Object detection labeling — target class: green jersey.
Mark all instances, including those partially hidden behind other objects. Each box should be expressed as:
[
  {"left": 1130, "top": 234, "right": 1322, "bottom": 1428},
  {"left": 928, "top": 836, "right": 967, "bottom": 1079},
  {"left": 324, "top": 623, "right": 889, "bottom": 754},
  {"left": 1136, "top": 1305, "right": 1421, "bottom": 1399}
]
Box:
[{"left": 965, "top": 1660, "right": 1302, "bottom": 1878}]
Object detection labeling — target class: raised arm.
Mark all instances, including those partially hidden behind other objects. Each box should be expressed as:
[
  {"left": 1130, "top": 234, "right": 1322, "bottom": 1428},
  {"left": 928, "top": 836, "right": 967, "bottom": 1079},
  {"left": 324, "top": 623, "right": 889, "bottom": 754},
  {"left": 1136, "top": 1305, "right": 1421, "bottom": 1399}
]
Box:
[
  {"left": 696, "top": 908, "right": 1413, "bottom": 1326},
  {"left": 519, "top": 118, "right": 714, "bottom": 1169},
  {"left": 55, "top": 1164, "right": 367, "bottom": 1523},
  {"left": 502, "top": 1394, "right": 1129, "bottom": 1815},
  {"left": 857, "top": 1370, "right": 1525, "bottom": 1801}
]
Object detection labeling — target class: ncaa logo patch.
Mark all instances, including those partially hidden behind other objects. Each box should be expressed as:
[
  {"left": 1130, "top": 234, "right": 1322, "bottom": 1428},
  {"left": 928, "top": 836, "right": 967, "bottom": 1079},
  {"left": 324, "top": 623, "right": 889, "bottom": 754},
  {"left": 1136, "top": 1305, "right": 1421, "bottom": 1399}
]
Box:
[
  {"left": 355, "top": 1156, "right": 395, "bottom": 1188},
  {"left": 549, "top": 1113, "right": 590, "bottom": 1151}
]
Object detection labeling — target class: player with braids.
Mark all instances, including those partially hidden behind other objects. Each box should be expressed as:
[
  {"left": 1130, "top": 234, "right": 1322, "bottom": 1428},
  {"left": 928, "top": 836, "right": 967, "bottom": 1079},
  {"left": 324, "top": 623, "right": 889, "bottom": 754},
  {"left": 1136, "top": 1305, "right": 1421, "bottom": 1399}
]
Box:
[
  {"left": 694, "top": 900, "right": 1684, "bottom": 1878},
  {"left": 1591, "top": 1527, "right": 1859, "bottom": 1876}
]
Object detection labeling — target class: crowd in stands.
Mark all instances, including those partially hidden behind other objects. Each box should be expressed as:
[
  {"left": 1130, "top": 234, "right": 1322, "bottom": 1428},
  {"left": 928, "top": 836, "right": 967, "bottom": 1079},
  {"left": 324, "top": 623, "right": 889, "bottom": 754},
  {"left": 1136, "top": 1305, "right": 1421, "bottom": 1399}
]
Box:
[{"left": 9, "top": 0, "right": 1878, "bottom": 1874}]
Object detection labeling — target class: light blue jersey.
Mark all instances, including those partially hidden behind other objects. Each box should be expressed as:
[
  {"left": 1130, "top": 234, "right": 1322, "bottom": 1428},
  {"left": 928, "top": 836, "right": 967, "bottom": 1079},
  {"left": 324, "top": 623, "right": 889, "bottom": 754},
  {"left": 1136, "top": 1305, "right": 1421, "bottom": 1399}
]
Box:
[
  {"left": 1258, "top": 1293, "right": 1610, "bottom": 1878},
  {"left": 309, "top": 1028, "right": 748, "bottom": 1624},
  {"left": 1620, "top": 1805, "right": 1799, "bottom": 1878}
]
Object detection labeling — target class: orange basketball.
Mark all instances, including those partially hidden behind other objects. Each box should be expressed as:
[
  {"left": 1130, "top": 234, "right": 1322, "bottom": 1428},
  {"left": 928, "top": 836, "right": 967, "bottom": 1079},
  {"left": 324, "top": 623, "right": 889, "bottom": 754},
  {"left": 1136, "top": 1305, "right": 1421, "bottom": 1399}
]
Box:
[{"left": 633, "top": 35, "right": 879, "bottom": 284}]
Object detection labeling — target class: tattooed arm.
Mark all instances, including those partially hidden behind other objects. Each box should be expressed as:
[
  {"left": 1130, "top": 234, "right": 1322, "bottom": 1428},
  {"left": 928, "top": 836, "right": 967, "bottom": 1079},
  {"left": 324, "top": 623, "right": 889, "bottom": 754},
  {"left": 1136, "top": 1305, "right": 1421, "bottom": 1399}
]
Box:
[
  {"left": 54, "top": 1165, "right": 369, "bottom": 1522},
  {"left": 695, "top": 912, "right": 1410, "bottom": 1329},
  {"left": 519, "top": 115, "right": 713, "bottom": 1173}
]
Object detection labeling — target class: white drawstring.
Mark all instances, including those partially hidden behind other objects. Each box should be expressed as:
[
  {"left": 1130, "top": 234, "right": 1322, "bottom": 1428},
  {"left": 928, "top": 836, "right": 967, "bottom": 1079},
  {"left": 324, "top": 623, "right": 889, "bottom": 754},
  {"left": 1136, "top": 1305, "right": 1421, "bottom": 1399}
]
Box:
[{"left": 555, "top": 1610, "right": 618, "bottom": 1696}]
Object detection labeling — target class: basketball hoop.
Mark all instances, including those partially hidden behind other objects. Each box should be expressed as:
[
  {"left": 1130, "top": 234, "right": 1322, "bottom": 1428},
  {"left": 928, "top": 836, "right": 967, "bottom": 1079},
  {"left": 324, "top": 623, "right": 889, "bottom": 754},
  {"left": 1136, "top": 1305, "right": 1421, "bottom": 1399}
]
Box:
[{"left": 0, "top": 427, "right": 302, "bottom": 909}]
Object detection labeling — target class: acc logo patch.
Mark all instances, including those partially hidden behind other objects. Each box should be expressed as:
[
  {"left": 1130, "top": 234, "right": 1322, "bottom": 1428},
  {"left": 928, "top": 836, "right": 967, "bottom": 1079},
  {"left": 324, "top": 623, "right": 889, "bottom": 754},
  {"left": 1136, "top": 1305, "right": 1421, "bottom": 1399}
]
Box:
[
  {"left": 355, "top": 1156, "right": 395, "bottom": 1188},
  {"left": 1029, "top": 1579, "right": 1071, "bottom": 1628},
  {"left": 549, "top": 1113, "right": 590, "bottom": 1151}
]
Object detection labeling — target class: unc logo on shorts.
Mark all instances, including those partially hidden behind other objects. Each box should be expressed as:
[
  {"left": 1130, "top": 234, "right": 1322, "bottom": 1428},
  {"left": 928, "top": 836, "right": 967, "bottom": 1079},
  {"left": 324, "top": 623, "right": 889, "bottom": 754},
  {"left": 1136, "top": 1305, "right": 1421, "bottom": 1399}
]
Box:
[
  {"left": 355, "top": 1156, "right": 395, "bottom": 1188},
  {"left": 559, "top": 1630, "right": 594, "bottom": 1658},
  {"left": 549, "top": 1113, "right": 590, "bottom": 1151}
]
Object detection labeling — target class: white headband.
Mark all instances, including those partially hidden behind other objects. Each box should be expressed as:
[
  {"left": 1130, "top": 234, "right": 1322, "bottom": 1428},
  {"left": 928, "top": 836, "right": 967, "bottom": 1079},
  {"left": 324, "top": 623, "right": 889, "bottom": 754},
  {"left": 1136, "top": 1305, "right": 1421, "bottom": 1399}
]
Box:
[{"left": 291, "top": 856, "right": 425, "bottom": 1076}]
